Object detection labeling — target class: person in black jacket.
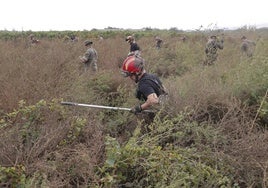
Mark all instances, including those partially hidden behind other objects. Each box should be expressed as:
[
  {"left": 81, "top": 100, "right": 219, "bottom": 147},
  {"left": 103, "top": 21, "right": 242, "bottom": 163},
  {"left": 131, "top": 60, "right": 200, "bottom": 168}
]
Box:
[
  {"left": 125, "top": 36, "right": 141, "bottom": 57},
  {"left": 121, "top": 55, "right": 167, "bottom": 114}
]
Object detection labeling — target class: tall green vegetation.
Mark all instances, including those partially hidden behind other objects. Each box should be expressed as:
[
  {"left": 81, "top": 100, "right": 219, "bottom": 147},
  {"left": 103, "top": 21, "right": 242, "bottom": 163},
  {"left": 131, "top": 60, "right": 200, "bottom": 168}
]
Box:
[{"left": 0, "top": 28, "right": 267, "bottom": 187}]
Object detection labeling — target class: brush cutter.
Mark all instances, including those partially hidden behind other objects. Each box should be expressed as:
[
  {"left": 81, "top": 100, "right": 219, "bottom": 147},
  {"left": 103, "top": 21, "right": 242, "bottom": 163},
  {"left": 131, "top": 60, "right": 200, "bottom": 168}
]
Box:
[{"left": 61, "top": 101, "right": 154, "bottom": 113}]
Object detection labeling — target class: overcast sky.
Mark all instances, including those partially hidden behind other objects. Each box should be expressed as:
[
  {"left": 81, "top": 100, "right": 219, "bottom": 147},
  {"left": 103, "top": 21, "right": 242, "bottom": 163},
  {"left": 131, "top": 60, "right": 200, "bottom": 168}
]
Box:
[{"left": 1, "top": 0, "right": 267, "bottom": 31}]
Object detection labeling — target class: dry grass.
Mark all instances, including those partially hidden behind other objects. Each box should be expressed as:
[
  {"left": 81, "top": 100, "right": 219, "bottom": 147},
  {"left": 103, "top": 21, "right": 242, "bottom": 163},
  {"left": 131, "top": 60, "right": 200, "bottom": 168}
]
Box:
[{"left": 0, "top": 30, "right": 267, "bottom": 187}]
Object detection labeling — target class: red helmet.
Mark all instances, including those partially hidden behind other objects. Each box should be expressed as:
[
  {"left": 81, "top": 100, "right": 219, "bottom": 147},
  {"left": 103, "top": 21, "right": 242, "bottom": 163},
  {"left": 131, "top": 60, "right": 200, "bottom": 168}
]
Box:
[{"left": 121, "top": 55, "right": 144, "bottom": 77}]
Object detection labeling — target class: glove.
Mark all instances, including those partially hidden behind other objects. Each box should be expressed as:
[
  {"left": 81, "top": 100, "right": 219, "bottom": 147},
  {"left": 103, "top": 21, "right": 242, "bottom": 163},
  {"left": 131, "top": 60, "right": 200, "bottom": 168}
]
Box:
[
  {"left": 79, "top": 56, "right": 87, "bottom": 63},
  {"left": 127, "top": 52, "right": 135, "bottom": 57},
  {"left": 130, "top": 104, "right": 142, "bottom": 114}
]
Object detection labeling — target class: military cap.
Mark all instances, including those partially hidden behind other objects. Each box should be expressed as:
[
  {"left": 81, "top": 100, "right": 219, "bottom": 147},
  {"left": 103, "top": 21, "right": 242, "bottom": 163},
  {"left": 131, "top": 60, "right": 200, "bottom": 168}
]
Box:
[
  {"left": 241, "top": 36, "right": 247, "bottom": 40},
  {"left": 84, "top": 40, "right": 93, "bottom": 46}
]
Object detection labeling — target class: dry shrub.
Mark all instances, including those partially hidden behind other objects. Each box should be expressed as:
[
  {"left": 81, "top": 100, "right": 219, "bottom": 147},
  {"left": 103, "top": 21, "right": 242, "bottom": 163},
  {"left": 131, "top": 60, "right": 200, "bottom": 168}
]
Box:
[
  {"left": 0, "top": 102, "right": 69, "bottom": 167},
  {"left": 95, "top": 35, "right": 128, "bottom": 71},
  {"left": 0, "top": 30, "right": 267, "bottom": 187},
  {"left": 0, "top": 39, "right": 81, "bottom": 112},
  {"left": 165, "top": 65, "right": 268, "bottom": 187},
  {"left": 0, "top": 100, "right": 106, "bottom": 187},
  {"left": 30, "top": 120, "right": 105, "bottom": 187}
]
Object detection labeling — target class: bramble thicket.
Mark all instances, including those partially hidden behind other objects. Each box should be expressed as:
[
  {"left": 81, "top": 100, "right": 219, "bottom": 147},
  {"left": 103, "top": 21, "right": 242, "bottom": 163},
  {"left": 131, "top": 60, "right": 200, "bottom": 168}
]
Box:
[{"left": 0, "top": 27, "right": 267, "bottom": 187}]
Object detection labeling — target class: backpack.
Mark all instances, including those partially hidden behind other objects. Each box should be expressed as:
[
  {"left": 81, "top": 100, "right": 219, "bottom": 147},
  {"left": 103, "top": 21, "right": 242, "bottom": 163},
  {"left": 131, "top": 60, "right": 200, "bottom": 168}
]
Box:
[{"left": 136, "top": 74, "right": 167, "bottom": 101}]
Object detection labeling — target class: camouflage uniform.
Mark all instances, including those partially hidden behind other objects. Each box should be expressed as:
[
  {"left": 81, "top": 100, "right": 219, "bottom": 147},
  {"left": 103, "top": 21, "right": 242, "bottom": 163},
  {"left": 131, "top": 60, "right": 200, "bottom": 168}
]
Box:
[
  {"left": 29, "top": 34, "right": 40, "bottom": 46},
  {"left": 241, "top": 36, "right": 256, "bottom": 58},
  {"left": 155, "top": 36, "right": 163, "bottom": 49},
  {"left": 180, "top": 35, "right": 187, "bottom": 42},
  {"left": 80, "top": 40, "right": 98, "bottom": 72},
  {"left": 204, "top": 36, "right": 224, "bottom": 65}
]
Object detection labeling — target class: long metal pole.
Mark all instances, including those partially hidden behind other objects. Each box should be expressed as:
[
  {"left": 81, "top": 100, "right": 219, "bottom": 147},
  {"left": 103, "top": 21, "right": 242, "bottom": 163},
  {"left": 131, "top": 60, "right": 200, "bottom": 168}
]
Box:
[
  {"left": 61, "top": 101, "right": 154, "bottom": 113},
  {"left": 61, "top": 101, "right": 131, "bottom": 111}
]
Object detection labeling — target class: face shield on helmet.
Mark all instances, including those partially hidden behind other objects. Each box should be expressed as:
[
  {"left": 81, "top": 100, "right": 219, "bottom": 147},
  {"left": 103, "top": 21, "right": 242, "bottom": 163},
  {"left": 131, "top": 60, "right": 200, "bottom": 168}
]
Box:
[{"left": 121, "top": 55, "right": 144, "bottom": 77}]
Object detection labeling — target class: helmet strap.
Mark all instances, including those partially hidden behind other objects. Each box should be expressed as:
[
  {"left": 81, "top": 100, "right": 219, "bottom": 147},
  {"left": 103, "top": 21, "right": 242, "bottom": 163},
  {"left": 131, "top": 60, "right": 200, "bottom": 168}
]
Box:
[
  {"left": 135, "top": 74, "right": 139, "bottom": 83},
  {"left": 134, "top": 71, "right": 143, "bottom": 83}
]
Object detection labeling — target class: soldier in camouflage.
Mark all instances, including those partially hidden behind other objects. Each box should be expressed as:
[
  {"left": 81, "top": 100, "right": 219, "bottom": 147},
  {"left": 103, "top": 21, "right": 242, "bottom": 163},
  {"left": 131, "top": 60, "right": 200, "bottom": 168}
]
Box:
[
  {"left": 203, "top": 35, "right": 224, "bottom": 65},
  {"left": 155, "top": 36, "right": 163, "bottom": 49},
  {"left": 28, "top": 34, "right": 40, "bottom": 46},
  {"left": 240, "top": 36, "right": 256, "bottom": 58},
  {"left": 79, "top": 40, "right": 98, "bottom": 72}
]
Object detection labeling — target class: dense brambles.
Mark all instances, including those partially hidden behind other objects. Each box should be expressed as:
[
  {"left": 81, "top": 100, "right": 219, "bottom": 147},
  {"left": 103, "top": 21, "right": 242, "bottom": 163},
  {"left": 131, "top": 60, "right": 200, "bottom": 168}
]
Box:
[{"left": 0, "top": 28, "right": 267, "bottom": 187}]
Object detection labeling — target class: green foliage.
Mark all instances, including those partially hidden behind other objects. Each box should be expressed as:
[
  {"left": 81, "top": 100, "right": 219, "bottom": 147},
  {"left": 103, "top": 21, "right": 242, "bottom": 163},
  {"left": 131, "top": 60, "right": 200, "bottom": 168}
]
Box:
[
  {"left": 98, "top": 114, "right": 237, "bottom": 187},
  {"left": 1, "top": 99, "right": 46, "bottom": 133},
  {"left": 259, "top": 99, "right": 268, "bottom": 119},
  {"left": 0, "top": 165, "right": 26, "bottom": 187},
  {"left": 0, "top": 165, "right": 48, "bottom": 187},
  {"left": 84, "top": 72, "right": 133, "bottom": 120},
  {"left": 88, "top": 73, "right": 115, "bottom": 94},
  {"left": 1, "top": 99, "right": 66, "bottom": 145},
  {"left": 256, "top": 90, "right": 268, "bottom": 126},
  {"left": 59, "top": 116, "right": 87, "bottom": 145},
  {"left": 4, "top": 99, "right": 66, "bottom": 122},
  {"left": 226, "top": 57, "right": 268, "bottom": 107}
]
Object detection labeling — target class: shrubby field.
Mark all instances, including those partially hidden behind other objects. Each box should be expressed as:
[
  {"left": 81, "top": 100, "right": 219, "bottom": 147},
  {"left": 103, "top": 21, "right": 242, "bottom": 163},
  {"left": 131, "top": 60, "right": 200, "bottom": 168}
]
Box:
[{"left": 0, "top": 28, "right": 267, "bottom": 187}]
